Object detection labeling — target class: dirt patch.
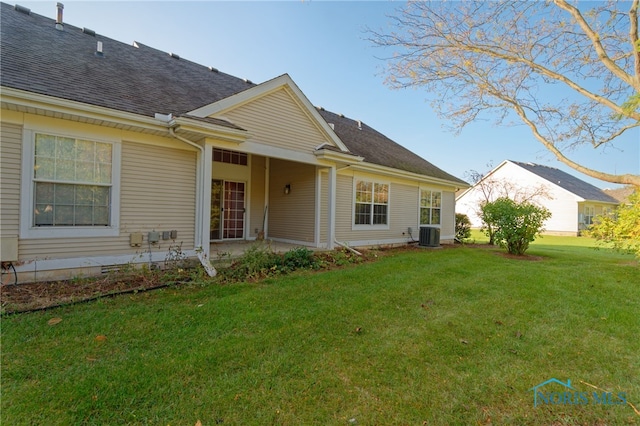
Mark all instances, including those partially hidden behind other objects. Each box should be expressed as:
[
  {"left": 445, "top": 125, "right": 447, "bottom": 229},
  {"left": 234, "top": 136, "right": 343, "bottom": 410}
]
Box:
[{"left": 0, "top": 272, "right": 190, "bottom": 314}]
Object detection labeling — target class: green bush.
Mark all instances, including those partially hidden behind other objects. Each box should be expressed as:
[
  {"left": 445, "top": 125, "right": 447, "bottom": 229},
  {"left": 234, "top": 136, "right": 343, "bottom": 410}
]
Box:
[
  {"left": 281, "top": 247, "right": 318, "bottom": 271},
  {"left": 217, "top": 244, "right": 322, "bottom": 283},
  {"left": 455, "top": 213, "right": 472, "bottom": 243},
  {"left": 588, "top": 190, "right": 640, "bottom": 259},
  {"left": 481, "top": 197, "right": 551, "bottom": 255}
]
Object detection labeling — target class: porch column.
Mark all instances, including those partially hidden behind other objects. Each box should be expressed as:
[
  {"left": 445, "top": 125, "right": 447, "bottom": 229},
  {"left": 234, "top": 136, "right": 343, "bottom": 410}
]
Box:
[
  {"left": 327, "top": 165, "right": 336, "bottom": 249},
  {"left": 201, "top": 144, "right": 213, "bottom": 258}
]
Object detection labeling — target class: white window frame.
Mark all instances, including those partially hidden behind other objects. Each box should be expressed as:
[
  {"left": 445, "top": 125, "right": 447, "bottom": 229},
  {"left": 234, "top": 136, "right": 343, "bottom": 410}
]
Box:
[
  {"left": 20, "top": 127, "right": 121, "bottom": 239},
  {"left": 419, "top": 189, "right": 442, "bottom": 227},
  {"left": 583, "top": 205, "right": 595, "bottom": 225},
  {"left": 352, "top": 177, "right": 390, "bottom": 230}
]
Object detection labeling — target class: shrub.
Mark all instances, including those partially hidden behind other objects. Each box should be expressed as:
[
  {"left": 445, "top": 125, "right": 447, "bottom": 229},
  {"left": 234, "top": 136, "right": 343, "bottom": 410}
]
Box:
[
  {"left": 281, "top": 247, "right": 318, "bottom": 271},
  {"left": 217, "top": 244, "right": 321, "bottom": 283},
  {"left": 481, "top": 197, "right": 551, "bottom": 255},
  {"left": 588, "top": 190, "right": 640, "bottom": 259},
  {"left": 216, "top": 242, "right": 280, "bottom": 282},
  {"left": 455, "top": 213, "right": 472, "bottom": 243}
]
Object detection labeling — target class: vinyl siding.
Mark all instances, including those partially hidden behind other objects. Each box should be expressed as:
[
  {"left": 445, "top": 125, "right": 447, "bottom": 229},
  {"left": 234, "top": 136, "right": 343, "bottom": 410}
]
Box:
[
  {"left": 119, "top": 141, "right": 197, "bottom": 243},
  {"left": 268, "top": 159, "right": 315, "bottom": 243},
  {"left": 249, "top": 155, "right": 266, "bottom": 239},
  {"left": 440, "top": 191, "right": 456, "bottom": 242},
  {"left": 319, "top": 170, "right": 328, "bottom": 244},
  {"left": 220, "top": 88, "right": 331, "bottom": 154},
  {"left": 18, "top": 140, "right": 197, "bottom": 260},
  {"left": 0, "top": 122, "right": 22, "bottom": 241},
  {"left": 335, "top": 174, "right": 354, "bottom": 240},
  {"left": 334, "top": 172, "right": 456, "bottom": 245},
  {"left": 335, "top": 174, "right": 418, "bottom": 244}
]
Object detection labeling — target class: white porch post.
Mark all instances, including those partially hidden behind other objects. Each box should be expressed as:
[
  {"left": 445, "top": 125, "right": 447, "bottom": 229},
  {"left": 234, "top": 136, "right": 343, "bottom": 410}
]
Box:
[
  {"left": 327, "top": 165, "right": 336, "bottom": 249},
  {"left": 264, "top": 157, "right": 270, "bottom": 237},
  {"left": 201, "top": 144, "right": 213, "bottom": 258}
]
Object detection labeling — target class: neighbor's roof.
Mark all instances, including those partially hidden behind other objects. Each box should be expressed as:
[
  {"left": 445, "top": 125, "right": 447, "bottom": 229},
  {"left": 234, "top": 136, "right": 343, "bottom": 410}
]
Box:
[
  {"left": 603, "top": 186, "right": 636, "bottom": 204},
  {"left": 511, "top": 161, "right": 619, "bottom": 203},
  {"left": 1, "top": 2, "right": 466, "bottom": 184}
]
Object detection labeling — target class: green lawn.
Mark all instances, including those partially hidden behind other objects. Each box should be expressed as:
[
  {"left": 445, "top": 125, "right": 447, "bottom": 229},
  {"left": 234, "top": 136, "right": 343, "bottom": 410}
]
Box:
[{"left": 2, "top": 239, "right": 639, "bottom": 425}]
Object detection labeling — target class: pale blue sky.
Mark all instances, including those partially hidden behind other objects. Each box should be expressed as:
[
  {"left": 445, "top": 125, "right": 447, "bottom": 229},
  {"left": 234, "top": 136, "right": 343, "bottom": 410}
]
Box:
[{"left": 17, "top": 1, "right": 640, "bottom": 189}]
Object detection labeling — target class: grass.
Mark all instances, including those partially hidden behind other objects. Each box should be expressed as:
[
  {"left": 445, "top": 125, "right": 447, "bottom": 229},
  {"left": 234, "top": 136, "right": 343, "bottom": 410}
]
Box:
[{"left": 2, "top": 238, "right": 639, "bottom": 425}]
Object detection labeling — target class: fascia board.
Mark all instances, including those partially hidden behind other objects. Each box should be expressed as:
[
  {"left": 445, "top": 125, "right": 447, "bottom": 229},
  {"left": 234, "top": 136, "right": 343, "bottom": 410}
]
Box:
[
  {"left": 1, "top": 86, "right": 169, "bottom": 133},
  {"left": 3, "top": 87, "right": 250, "bottom": 143},
  {"left": 238, "top": 140, "right": 323, "bottom": 165},
  {"left": 314, "top": 149, "right": 364, "bottom": 164},
  {"left": 348, "top": 163, "right": 469, "bottom": 190},
  {"left": 187, "top": 74, "right": 350, "bottom": 152},
  {"left": 171, "top": 117, "right": 248, "bottom": 143}
]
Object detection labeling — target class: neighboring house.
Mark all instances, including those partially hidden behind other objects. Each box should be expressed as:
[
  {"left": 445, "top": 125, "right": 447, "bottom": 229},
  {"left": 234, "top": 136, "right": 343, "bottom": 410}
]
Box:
[
  {"left": 0, "top": 3, "right": 468, "bottom": 282},
  {"left": 456, "top": 160, "right": 619, "bottom": 236}
]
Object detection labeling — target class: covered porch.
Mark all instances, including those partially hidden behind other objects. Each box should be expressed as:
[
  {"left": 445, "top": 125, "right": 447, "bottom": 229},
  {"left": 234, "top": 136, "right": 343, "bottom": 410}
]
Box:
[{"left": 205, "top": 152, "right": 339, "bottom": 256}]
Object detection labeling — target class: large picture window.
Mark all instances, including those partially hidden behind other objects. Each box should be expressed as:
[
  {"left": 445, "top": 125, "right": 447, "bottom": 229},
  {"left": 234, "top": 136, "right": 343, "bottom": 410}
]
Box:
[
  {"left": 354, "top": 180, "right": 388, "bottom": 226},
  {"left": 420, "top": 190, "right": 441, "bottom": 225},
  {"left": 32, "top": 133, "right": 112, "bottom": 227}
]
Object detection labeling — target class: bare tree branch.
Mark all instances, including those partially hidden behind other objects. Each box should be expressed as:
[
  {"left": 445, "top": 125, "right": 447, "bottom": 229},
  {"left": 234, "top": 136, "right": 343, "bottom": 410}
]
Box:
[{"left": 369, "top": 1, "right": 640, "bottom": 186}]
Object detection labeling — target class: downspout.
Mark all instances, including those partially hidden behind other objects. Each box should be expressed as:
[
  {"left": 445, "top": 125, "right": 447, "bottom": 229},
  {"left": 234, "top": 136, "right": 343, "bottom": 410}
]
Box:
[
  {"left": 167, "top": 126, "right": 217, "bottom": 277},
  {"left": 334, "top": 240, "right": 362, "bottom": 256}
]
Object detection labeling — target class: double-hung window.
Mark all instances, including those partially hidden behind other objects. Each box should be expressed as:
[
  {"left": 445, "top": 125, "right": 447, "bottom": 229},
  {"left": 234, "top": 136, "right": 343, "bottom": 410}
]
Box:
[
  {"left": 354, "top": 179, "right": 389, "bottom": 227},
  {"left": 22, "top": 130, "right": 120, "bottom": 238},
  {"left": 420, "top": 190, "right": 441, "bottom": 225},
  {"left": 583, "top": 206, "right": 595, "bottom": 225}
]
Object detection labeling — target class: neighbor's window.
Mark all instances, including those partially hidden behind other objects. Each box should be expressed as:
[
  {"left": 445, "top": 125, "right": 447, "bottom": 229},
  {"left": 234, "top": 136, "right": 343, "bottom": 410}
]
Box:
[
  {"left": 354, "top": 180, "right": 388, "bottom": 226},
  {"left": 583, "top": 206, "right": 595, "bottom": 225},
  {"left": 213, "top": 148, "right": 247, "bottom": 166},
  {"left": 420, "top": 190, "right": 441, "bottom": 225},
  {"left": 33, "top": 133, "right": 112, "bottom": 227}
]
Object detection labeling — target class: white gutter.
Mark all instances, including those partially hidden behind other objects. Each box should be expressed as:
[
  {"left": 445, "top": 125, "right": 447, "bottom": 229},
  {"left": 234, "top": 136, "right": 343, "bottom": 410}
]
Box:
[{"left": 155, "top": 115, "right": 216, "bottom": 277}]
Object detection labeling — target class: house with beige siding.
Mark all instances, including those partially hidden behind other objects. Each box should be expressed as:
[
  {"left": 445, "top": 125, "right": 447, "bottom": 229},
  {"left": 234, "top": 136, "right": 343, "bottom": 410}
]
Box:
[
  {"left": 0, "top": 3, "right": 467, "bottom": 282},
  {"left": 456, "top": 160, "right": 619, "bottom": 236}
]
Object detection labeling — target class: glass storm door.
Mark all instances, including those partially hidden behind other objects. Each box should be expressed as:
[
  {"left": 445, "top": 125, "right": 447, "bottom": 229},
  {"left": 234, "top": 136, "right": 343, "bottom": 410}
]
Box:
[
  {"left": 223, "top": 181, "right": 245, "bottom": 239},
  {"left": 210, "top": 180, "right": 245, "bottom": 240}
]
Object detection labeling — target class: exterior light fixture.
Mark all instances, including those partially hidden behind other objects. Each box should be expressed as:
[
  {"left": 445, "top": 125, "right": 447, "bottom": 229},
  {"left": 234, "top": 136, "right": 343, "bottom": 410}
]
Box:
[{"left": 284, "top": 184, "right": 291, "bottom": 195}]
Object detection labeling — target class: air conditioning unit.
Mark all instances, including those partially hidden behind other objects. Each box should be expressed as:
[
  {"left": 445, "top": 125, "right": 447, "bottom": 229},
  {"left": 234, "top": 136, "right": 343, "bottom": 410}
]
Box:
[{"left": 419, "top": 227, "right": 440, "bottom": 247}]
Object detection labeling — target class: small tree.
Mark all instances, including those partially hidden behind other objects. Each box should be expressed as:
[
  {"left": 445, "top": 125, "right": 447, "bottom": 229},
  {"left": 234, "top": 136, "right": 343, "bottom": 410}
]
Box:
[
  {"left": 481, "top": 198, "right": 551, "bottom": 255},
  {"left": 466, "top": 166, "right": 551, "bottom": 245},
  {"left": 588, "top": 190, "right": 640, "bottom": 259},
  {"left": 455, "top": 213, "right": 472, "bottom": 243}
]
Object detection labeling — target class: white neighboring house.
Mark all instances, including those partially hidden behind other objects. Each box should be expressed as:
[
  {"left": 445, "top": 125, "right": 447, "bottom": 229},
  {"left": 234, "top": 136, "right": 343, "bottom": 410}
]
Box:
[{"left": 456, "top": 160, "right": 619, "bottom": 236}]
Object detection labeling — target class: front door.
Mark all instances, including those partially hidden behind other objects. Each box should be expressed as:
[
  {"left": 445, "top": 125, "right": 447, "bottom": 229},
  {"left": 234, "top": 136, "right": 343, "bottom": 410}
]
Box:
[{"left": 210, "top": 180, "right": 245, "bottom": 240}]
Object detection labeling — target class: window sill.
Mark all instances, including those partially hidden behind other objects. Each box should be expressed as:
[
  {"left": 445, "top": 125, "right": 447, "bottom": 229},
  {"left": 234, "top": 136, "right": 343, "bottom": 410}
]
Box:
[
  {"left": 20, "top": 226, "right": 120, "bottom": 239},
  {"left": 352, "top": 224, "right": 390, "bottom": 231}
]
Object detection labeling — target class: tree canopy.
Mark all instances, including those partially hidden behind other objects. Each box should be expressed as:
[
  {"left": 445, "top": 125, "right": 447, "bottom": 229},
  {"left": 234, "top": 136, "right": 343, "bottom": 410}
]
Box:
[{"left": 370, "top": 0, "right": 640, "bottom": 186}]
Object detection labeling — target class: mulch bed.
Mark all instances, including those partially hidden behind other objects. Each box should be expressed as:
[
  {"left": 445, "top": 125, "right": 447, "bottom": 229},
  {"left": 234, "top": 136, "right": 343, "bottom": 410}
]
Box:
[
  {"left": 1, "top": 243, "right": 535, "bottom": 314},
  {"left": 0, "top": 272, "right": 180, "bottom": 314}
]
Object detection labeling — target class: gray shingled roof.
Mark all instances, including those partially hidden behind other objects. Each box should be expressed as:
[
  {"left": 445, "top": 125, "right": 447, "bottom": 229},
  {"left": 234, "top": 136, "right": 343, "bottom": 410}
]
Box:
[
  {"left": 512, "top": 161, "right": 619, "bottom": 203},
  {"left": 1, "top": 2, "right": 466, "bottom": 185},
  {"left": 318, "top": 109, "right": 468, "bottom": 185},
  {"left": 0, "top": 2, "right": 253, "bottom": 123}
]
